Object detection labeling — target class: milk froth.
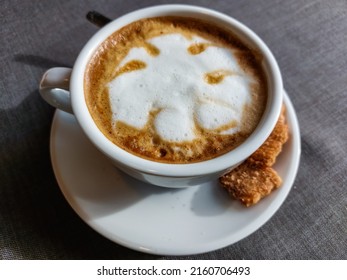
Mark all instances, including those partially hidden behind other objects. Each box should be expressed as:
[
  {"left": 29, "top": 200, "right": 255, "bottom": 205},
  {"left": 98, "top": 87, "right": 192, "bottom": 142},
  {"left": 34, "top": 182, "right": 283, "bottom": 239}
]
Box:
[
  {"left": 108, "top": 33, "right": 251, "bottom": 142},
  {"left": 84, "top": 17, "right": 267, "bottom": 163}
]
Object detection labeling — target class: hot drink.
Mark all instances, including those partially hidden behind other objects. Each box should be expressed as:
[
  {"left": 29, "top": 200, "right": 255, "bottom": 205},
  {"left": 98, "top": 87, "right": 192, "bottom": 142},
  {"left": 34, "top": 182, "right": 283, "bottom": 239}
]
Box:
[{"left": 84, "top": 16, "right": 267, "bottom": 163}]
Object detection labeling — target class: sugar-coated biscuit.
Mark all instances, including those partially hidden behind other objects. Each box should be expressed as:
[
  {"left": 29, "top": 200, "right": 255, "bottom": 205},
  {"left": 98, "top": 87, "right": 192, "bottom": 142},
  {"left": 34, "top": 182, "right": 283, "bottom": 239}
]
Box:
[
  {"left": 219, "top": 106, "right": 288, "bottom": 206},
  {"left": 247, "top": 106, "right": 288, "bottom": 167},
  {"left": 219, "top": 162, "right": 282, "bottom": 207}
]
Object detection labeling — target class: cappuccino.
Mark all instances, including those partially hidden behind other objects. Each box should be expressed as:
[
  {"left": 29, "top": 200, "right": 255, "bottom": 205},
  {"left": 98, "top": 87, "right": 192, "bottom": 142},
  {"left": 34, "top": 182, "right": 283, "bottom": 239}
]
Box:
[{"left": 84, "top": 16, "right": 267, "bottom": 163}]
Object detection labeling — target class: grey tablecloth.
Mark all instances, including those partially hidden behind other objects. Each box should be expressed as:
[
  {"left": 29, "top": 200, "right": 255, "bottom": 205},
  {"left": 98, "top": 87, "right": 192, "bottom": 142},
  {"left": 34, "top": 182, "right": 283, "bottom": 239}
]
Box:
[{"left": 1, "top": 0, "right": 346, "bottom": 260}]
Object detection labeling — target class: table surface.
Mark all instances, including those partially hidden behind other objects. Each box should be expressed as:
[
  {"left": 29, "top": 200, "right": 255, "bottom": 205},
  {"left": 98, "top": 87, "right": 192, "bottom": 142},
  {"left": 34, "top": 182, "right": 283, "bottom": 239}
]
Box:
[{"left": 1, "top": 0, "right": 346, "bottom": 260}]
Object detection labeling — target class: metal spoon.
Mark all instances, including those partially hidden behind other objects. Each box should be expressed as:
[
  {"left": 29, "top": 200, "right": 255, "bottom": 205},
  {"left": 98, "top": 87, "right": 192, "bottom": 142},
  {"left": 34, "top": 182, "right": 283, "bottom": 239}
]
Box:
[{"left": 86, "top": 11, "right": 111, "bottom": 28}]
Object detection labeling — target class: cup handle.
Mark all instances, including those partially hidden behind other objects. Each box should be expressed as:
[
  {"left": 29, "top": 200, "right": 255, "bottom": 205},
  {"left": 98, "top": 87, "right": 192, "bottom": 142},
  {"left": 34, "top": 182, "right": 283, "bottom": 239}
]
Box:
[{"left": 39, "top": 67, "right": 73, "bottom": 114}]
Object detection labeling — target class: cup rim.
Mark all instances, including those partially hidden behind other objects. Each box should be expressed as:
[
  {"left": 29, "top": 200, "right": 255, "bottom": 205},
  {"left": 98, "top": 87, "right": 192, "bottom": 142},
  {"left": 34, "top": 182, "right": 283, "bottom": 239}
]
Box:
[{"left": 71, "top": 4, "right": 283, "bottom": 177}]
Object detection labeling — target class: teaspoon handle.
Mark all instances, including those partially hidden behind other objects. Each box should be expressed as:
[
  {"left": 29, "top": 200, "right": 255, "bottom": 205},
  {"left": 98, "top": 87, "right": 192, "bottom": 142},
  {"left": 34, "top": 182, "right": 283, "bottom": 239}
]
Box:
[{"left": 86, "top": 11, "right": 111, "bottom": 28}]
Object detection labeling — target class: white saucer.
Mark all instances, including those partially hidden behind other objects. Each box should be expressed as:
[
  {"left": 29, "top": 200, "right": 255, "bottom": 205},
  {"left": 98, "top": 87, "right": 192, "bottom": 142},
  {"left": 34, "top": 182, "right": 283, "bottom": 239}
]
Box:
[{"left": 50, "top": 91, "right": 301, "bottom": 256}]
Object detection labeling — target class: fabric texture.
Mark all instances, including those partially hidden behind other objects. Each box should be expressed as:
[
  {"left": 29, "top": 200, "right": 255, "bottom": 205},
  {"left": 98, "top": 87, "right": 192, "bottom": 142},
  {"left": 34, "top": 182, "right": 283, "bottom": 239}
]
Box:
[{"left": 1, "top": 0, "right": 346, "bottom": 259}]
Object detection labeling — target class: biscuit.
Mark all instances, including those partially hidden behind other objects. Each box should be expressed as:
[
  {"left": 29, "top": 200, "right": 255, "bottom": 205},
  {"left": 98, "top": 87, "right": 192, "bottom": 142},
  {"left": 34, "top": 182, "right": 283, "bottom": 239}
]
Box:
[
  {"left": 219, "top": 106, "right": 288, "bottom": 206},
  {"left": 247, "top": 106, "right": 288, "bottom": 167},
  {"left": 220, "top": 162, "right": 282, "bottom": 207}
]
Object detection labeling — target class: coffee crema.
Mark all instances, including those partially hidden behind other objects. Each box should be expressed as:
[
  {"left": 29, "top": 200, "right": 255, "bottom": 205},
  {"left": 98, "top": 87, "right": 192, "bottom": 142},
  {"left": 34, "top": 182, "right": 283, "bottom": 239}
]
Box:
[{"left": 84, "top": 16, "right": 267, "bottom": 163}]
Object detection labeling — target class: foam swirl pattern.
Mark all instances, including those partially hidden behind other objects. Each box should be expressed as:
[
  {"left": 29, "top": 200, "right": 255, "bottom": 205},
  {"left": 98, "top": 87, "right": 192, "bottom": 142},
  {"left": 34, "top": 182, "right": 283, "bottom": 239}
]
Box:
[{"left": 108, "top": 34, "right": 252, "bottom": 142}]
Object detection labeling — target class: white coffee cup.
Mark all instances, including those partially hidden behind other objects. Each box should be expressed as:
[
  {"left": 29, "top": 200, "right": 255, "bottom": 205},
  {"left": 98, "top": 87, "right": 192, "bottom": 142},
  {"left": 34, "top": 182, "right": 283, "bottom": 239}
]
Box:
[{"left": 40, "top": 4, "right": 283, "bottom": 188}]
